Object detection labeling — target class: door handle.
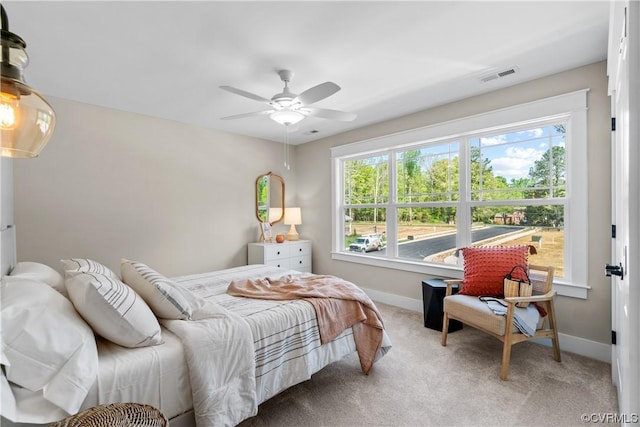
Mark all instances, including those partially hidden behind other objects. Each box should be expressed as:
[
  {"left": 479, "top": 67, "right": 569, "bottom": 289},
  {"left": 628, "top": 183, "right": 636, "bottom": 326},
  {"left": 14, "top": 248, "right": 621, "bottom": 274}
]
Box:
[{"left": 605, "top": 263, "right": 624, "bottom": 279}]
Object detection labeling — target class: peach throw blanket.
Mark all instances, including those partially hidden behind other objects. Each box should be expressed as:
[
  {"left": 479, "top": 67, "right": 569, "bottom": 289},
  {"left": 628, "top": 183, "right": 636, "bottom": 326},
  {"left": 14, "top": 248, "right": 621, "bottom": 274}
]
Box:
[{"left": 228, "top": 274, "right": 384, "bottom": 374}]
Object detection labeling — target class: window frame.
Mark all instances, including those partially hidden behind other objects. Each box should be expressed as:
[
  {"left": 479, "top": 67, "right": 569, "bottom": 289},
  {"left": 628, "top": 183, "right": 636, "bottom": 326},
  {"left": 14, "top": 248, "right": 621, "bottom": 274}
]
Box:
[{"left": 331, "top": 90, "right": 589, "bottom": 298}]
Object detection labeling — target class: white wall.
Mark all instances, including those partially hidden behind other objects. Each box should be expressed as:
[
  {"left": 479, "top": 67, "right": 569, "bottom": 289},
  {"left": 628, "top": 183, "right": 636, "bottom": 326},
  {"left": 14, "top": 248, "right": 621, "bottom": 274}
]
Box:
[
  {"left": 13, "top": 97, "right": 295, "bottom": 277},
  {"left": 296, "top": 61, "right": 613, "bottom": 346}
]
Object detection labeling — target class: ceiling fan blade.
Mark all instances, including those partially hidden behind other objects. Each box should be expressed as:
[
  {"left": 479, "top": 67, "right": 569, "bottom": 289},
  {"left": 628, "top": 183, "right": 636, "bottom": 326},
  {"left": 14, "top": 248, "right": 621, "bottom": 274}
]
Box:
[
  {"left": 295, "top": 82, "right": 340, "bottom": 105},
  {"left": 220, "top": 110, "right": 274, "bottom": 120},
  {"left": 219, "top": 86, "right": 271, "bottom": 103},
  {"left": 304, "top": 107, "right": 357, "bottom": 122}
]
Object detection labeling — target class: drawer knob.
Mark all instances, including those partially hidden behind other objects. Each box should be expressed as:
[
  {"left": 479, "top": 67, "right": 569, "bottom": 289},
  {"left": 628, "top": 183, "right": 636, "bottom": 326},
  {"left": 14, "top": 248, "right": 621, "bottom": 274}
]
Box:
[{"left": 277, "top": 251, "right": 280, "bottom": 255}]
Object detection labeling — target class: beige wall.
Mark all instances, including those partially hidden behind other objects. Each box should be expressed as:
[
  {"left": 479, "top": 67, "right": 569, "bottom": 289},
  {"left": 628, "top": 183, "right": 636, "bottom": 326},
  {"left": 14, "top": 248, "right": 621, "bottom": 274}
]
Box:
[
  {"left": 296, "top": 61, "right": 612, "bottom": 345},
  {"left": 13, "top": 98, "right": 296, "bottom": 277}
]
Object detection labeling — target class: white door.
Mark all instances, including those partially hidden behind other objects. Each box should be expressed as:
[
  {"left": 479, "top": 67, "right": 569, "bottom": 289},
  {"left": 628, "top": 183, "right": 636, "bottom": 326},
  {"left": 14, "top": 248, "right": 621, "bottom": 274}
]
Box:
[{"left": 608, "top": 0, "right": 639, "bottom": 418}]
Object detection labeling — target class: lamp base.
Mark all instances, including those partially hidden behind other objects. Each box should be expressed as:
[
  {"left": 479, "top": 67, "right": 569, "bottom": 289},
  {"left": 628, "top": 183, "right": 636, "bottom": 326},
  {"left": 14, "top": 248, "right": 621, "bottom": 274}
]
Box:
[{"left": 287, "top": 224, "right": 299, "bottom": 241}]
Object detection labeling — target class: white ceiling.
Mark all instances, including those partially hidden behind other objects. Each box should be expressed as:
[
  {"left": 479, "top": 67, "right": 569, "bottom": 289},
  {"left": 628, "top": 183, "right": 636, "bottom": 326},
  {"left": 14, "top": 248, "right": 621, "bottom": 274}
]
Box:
[{"left": 5, "top": 1, "right": 610, "bottom": 145}]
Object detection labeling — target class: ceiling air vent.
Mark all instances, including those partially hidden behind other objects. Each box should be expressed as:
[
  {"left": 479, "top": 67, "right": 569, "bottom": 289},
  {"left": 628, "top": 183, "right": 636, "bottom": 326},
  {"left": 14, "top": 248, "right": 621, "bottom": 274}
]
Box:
[{"left": 480, "top": 67, "right": 519, "bottom": 83}]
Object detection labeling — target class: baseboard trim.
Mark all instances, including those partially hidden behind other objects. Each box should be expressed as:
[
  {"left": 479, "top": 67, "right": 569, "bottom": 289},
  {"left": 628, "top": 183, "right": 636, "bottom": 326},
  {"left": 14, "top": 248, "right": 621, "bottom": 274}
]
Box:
[{"left": 362, "top": 286, "right": 611, "bottom": 364}]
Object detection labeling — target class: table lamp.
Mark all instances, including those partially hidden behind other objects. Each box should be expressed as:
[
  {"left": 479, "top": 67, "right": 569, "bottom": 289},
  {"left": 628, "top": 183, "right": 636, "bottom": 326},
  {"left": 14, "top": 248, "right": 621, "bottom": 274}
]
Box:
[{"left": 284, "top": 207, "right": 302, "bottom": 241}]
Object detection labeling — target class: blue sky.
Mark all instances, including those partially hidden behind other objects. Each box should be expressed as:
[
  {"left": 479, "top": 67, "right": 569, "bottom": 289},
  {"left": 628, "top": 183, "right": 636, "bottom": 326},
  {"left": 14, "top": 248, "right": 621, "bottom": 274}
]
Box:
[{"left": 475, "top": 125, "right": 566, "bottom": 182}]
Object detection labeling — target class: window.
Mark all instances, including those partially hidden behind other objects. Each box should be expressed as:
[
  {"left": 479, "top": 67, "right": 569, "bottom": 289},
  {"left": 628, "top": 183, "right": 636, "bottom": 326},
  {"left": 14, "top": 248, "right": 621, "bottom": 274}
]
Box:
[{"left": 331, "top": 90, "right": 588, "bottom": 298}]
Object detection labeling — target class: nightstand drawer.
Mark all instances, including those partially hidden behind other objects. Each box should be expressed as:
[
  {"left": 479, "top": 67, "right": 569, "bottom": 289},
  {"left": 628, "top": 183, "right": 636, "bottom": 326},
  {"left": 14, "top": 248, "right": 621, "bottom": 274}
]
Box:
[
  {"left": 289, "top": 255, "right": 311, "bottom": 272},
  {"left": 264, "top": 259, "right": 291, "bottom": 269},
  {"left": 288, "top": 242, "right": 310, "bottom": 257},
  {"left": 263, "top": 245, "right": 290, "bottom": 261}
]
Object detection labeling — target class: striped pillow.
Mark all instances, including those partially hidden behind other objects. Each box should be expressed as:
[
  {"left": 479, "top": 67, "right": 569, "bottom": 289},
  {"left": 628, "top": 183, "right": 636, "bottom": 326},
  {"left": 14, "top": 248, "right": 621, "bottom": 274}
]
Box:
[
  {"left": 121, "top": 259, "right": 192, "bottom": 320},
  {"left": 65, "top": 271, "right": 162, "bottom": 348},
  {"left": 61, "top": 258, "right": 119, "bottom": 279}
]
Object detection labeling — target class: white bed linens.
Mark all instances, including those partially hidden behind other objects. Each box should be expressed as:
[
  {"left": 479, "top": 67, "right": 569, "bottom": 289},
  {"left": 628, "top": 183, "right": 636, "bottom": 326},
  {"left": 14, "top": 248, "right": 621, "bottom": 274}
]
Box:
[
  {"left": 81, "top": 328, "right": 192, "bottom": 419},
  {"left": 1, "top": 327, "right": 192, "bottom": 426}
]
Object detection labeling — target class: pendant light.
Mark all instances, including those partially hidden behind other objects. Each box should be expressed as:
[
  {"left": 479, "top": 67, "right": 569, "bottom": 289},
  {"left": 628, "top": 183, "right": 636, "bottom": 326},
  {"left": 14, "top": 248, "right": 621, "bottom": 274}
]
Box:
[{"left": 1, "top": 4, "right": 56, "bottom": 158}]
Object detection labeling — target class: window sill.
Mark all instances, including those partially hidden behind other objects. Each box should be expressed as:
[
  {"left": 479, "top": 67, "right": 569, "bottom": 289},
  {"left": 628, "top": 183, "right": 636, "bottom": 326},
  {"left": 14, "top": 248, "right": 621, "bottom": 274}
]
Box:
[{"left": 331, "top": 251, "right": 590, "bottom": 299}]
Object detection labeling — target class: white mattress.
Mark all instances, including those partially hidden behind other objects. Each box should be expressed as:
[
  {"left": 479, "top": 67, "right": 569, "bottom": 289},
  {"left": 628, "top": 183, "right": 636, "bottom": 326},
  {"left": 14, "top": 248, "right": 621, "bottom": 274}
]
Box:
[{"left": 79, "top": 327, "right": 192, "bottom": 420}]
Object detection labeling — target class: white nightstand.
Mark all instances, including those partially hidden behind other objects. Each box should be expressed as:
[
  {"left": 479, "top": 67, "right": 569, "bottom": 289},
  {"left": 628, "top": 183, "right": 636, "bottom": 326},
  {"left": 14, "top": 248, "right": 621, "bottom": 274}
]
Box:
[{"left": 248, "top": 240, "right": 312, "bottom": 273}]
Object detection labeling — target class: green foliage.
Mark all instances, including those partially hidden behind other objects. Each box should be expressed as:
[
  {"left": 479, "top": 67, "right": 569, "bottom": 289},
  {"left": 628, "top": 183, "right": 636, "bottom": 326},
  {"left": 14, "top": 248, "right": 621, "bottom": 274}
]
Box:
[
  {"left": 344, "top": 157, "right": 389, "bottom": 205},
  {"left": 343, "top": 132, "right": 566, "bottom": 227},
  {"left": 257, "top": 177, "right": 268, "bottom": 222},
  {"left": 527, "top": 146, "right": 566, "bottom": 198}
]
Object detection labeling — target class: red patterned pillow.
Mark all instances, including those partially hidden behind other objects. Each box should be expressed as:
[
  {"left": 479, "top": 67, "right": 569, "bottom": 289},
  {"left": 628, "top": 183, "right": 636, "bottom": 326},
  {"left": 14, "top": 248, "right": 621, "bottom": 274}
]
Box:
[{"left": 459, "top": 245, "right": 529, "bottom": 296}]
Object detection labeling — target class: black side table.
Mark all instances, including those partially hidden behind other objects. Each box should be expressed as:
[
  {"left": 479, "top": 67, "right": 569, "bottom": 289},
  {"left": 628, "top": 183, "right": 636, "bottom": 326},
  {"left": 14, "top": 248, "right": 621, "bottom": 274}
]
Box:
[{"left": 422, "top": 278, "right": 463, "bottom": 332}]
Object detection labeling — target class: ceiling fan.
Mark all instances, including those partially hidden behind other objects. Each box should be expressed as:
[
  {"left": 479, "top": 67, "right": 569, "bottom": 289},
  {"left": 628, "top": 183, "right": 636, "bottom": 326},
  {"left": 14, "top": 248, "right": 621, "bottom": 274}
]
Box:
[{"left": 219, "top": 70, "right": 357, "bottom": 126}]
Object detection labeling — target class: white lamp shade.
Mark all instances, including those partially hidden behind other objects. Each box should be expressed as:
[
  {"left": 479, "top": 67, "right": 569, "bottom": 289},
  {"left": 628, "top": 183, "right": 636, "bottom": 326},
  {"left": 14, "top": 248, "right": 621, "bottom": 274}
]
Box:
[{"left": 284, "top": 207, "right": 302, "bottom": 225}]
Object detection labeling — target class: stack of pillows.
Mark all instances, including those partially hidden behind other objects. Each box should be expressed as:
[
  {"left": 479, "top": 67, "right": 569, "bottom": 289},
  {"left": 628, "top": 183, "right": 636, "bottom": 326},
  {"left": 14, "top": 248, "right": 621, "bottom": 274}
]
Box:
[
  {"left": 63, "top": 258, "right": 193, "bottom": 347},
  {"left": 1, "top": 258, "right": 194, "bottom": 417}
]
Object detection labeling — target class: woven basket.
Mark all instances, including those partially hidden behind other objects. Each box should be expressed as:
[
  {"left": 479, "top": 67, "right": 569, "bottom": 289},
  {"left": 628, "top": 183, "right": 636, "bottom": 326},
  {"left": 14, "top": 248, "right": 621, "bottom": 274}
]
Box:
[{"left": 49, "top": 403, "right": 168, "bottom": 427}]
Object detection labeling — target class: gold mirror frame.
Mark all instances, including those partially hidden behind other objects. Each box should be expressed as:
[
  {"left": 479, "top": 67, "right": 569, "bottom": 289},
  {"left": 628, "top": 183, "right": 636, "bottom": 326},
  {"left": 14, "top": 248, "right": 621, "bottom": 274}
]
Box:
[{"left": 255, "top": 172, "right": 285, "bottom": 225}]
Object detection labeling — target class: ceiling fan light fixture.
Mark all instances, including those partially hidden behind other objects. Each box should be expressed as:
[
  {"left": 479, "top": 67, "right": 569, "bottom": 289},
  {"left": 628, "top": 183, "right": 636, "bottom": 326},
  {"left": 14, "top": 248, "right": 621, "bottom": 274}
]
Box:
[
  {"left": 220, "top": 69, "right": 354, "bottom": 125},
  {"left": 270, "top": 109, "right": 305, "bottom": 125}
]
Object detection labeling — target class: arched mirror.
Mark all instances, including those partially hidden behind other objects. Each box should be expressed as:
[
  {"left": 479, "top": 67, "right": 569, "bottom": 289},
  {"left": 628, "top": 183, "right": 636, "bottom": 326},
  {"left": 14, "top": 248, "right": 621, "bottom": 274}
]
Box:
[{"left": 256, "top": 172, "right": 285, "bottom": 225}]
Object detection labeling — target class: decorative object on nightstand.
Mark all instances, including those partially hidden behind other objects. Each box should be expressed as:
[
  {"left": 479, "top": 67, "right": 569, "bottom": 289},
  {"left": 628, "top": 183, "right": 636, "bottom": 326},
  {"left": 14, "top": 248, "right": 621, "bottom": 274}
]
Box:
[
  {"left": 284, "top": 207, "right": 302, "bottom": 241},
  {"left": 248, "top": 239, "right": 312, "bottom": 273},
  {"left": 259, "top": 222, "right": 272, "bottom": 242}
]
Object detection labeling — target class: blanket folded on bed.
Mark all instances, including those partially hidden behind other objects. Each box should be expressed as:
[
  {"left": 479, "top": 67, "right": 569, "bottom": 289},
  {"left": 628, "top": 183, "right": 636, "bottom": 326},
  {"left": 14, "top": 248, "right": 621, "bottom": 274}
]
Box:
[{"left": 228, "top": 274, "right": 384, "bottom": 375}]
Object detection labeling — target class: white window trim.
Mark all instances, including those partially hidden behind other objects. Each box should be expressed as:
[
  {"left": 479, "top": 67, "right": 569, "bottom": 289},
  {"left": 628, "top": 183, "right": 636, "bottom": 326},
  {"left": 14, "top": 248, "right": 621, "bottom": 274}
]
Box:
[{"left": 331, "top": 89, "right": 590, "bottom": 299}]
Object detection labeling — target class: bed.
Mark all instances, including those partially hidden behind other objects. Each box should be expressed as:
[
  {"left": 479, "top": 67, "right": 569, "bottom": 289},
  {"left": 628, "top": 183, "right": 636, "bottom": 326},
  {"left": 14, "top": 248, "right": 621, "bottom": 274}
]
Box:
[{"left": 0, "top": 232, "right": 392, "bottom": 427}]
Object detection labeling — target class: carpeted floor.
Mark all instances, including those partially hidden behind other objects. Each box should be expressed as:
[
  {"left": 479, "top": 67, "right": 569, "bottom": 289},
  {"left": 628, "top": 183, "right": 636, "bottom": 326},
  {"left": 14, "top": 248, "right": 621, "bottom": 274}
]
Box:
[{"left": 239, "top": 302, "right": 618, "bottom": 427}]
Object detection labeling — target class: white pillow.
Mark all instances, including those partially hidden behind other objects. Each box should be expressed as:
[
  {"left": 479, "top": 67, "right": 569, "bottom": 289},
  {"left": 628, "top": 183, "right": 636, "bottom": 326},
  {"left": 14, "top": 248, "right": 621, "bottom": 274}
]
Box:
[
  {"left": 1, "top": 278, "right": 98, "bottom": 414},
  {"left": 121, "top": 259, "right": 192, "bottom": 320},
  {"left": 9, "top": 262, "right": 67, "bottom": 297},
  {"left": 65, "top": 271, "right": 163, "bottom": 348},
  {"left": 61, "top": 258, "right": 119, "bottom": 279}
]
